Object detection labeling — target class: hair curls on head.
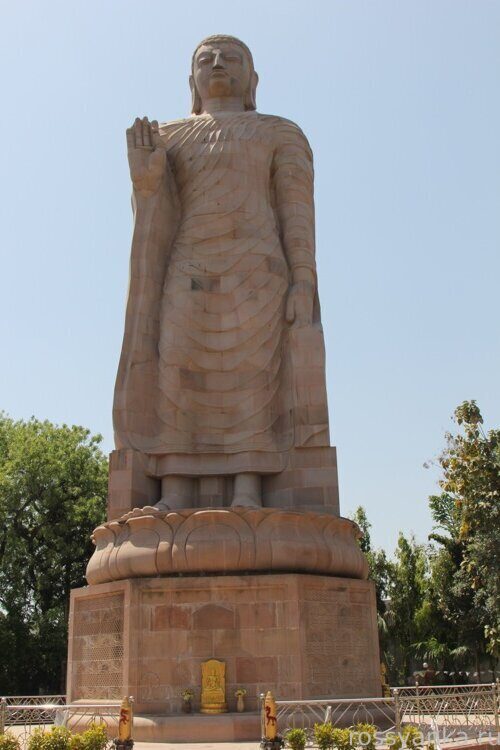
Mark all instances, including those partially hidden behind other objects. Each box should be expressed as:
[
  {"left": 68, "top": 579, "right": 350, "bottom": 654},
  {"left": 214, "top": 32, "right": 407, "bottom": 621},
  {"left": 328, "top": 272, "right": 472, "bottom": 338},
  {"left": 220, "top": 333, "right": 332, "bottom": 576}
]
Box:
[{"left": 190, "top": 34, "right": 258, "bottom": 115}]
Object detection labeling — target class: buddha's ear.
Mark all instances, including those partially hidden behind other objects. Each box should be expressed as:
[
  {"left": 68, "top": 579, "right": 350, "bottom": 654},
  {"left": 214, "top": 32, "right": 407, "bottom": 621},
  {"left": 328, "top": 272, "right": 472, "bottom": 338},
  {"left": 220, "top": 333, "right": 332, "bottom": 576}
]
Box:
[
  {"left": 244, "top": 70, "right": 258, "bottom": 111},
  {"left": 190, "top": 75, "right": 202, "bottom": 114}
]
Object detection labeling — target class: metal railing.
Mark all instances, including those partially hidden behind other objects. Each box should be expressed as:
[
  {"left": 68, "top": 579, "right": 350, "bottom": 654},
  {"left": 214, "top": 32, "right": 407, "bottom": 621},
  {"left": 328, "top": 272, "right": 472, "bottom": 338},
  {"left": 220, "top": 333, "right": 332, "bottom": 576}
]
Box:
[
  {"left": 0, "top": 697, "right": 66, "bottom": 725},
  {"left": 1, "top": 697, "right": 66, "bottom": 708},
  {"left": 393, "top": 682, "right": 499, "bottom": 738},
  {"left": 275, "top": 696, "right": 396, "bottom": 732},
  {"left": 274, "top": 682, "right": 499, "bottom": 746},
  {"left": 0, "top": 701, "right": 121, "bottom": 749},
  {"left": 394, "top": 682, "right": 497, "bottom": 698}
]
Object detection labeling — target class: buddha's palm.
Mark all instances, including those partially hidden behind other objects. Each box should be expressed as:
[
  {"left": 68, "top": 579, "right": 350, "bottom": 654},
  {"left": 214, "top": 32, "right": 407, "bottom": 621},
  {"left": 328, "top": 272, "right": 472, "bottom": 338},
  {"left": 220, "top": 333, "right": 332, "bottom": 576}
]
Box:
[{"left": 127, "top": 117, "right": 167, "bottom": 197}]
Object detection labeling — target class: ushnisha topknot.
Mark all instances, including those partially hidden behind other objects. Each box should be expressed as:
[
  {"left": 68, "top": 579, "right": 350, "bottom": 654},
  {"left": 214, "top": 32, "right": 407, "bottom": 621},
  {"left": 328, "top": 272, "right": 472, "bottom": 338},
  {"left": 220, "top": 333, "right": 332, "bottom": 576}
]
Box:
[{"left": 191, "top": 34, "right": 255, "bottom": 71}]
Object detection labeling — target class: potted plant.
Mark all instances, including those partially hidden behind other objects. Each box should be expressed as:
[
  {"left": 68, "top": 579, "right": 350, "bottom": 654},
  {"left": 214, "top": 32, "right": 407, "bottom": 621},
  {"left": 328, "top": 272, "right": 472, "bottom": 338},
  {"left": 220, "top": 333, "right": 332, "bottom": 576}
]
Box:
[
  {"left": 181, "top": 688, "right": 195, "bottom": 713},
  {"left": 0, "top": 733, "right": 21, "bottom": 750},
  {"left": 234, "top": 688, "right": 247, "bottom": 712},
  {"left": 313, "top": 723, "right": 335, "bottom": 750},
  {"left": 285, "top": 728, "right": 307, "bottom": 750}
]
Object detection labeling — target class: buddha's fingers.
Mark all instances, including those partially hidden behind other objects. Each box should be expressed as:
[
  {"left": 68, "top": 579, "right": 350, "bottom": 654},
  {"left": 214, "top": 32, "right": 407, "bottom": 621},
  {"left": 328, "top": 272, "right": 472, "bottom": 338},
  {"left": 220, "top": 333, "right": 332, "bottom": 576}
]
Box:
[
  {"left": 285, "top": 294, "right": 295, "bottom": 324},
  {"left": 151, "top": 120, "right": 162, "bottom": 149},
  {"left": 126, "top": 127, "right": 135, "bottom": 152},
  {"left": 142, "top": 117, "right": 151, "bottom": 148},
  {"left": 134, "top": 117, "right": 143, "bottom": 148}
]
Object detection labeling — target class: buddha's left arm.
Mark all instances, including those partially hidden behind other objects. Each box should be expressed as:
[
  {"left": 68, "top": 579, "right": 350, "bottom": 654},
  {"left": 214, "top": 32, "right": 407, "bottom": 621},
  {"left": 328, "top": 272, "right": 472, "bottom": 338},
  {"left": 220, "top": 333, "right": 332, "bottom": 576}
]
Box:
[
  {"left": 272, "top": 120, "right": 316, "bottom": 325},
  {"left": 272, "top": 120, "right": 316, "bottom": 281}
]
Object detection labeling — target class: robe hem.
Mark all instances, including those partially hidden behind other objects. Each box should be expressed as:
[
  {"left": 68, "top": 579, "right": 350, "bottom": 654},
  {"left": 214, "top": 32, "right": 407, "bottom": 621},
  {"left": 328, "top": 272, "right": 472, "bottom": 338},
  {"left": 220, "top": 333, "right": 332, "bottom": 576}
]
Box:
[{"left": 152, "top": 450, "right": 288, "bottom": 476}]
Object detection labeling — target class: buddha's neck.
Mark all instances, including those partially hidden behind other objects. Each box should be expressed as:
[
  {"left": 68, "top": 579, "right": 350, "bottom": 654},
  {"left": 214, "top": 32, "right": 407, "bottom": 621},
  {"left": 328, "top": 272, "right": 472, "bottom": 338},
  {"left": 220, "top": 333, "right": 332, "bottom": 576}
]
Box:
[{"left": 201, "top": 97, "right": 246, "bottom": 114}]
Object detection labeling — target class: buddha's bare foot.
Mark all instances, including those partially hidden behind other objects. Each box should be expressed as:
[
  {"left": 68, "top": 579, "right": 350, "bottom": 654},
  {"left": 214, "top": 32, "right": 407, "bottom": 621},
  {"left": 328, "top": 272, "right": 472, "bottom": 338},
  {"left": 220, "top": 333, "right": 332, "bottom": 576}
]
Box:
[
  {"left": 152, "top": 499, "right": 171, "bottom": 512},
  {"left": 159, "top": 476, "right": 195, "bottom": 510},
  {"left": 231, "top": 473, "right": 262, "bottom": 508}
]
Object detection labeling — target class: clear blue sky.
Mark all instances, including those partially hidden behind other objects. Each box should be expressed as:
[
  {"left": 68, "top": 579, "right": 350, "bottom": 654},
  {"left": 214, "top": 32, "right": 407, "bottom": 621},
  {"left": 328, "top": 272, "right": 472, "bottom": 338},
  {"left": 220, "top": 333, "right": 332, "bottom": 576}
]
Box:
[{"left": 1, "top": 1, "right": 499, "bottom": 552}]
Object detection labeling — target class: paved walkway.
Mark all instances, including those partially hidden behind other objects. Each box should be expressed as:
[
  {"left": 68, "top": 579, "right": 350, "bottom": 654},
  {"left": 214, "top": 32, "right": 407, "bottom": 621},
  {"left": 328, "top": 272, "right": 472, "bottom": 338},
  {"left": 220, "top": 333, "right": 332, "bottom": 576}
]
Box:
[
  {"left": 6, "top": 729, "right": 258, "bottom": 750},
  {"left": 135, "top": 744, "right": 257, "bottom": 749}
]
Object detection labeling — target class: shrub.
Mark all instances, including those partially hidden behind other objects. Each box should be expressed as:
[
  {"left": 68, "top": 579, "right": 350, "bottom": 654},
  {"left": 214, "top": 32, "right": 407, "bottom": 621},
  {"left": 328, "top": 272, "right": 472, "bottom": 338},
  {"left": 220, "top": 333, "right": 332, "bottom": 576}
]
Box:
[
  {"left": 69, "top": 737, "right": 83, "bottom": 750},
  {"left": 314, "top": 724, "right": 356, "bottom": 750},
  {"left": 27, "top": 728, "right": 71, "bottom": 750},
  {"left": 27, "top": 728, "right": 46, "bottom": 750},
  {"left": 285, "top": 728, "right": 307, "bottom": 750},
  {"left": 350, "top": 723, "right": 377, "bottom": 750},
  {"left": 70, "top": 725, "right": 108, "bottom": 750},
  {"left": 313, "top": 723, "right": 378, "bottom": 750},
  {"left": 0, "top": 733, "right": 21, "bottom": 750},
  {"left": 27, "top": 724, "right": 108, "bottom": 750},
  {"left": 331, "top": 728, "right": 352, "bottom": 750},
  {"left": 402, "top": 726, "right": 424, "bottom": 750},
  {"left": 387, "top": 725, "right": 425, "bottom": 750},
  {"left": 314, "top": 723, "right": 335, "bottom": 750}
]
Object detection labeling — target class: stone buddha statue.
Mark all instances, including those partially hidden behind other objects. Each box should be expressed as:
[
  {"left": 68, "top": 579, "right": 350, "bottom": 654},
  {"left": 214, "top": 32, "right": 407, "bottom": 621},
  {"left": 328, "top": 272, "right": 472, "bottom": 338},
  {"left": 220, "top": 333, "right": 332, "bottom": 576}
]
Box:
[
  {"left": 73, "top": 39, "right": 381, "bottom": 715},
  {"left": 113, "top": 34, "right": 328, "bottom": 511},
  {"left": 86, "top": 34, "right": 367, "bottom": 583}
]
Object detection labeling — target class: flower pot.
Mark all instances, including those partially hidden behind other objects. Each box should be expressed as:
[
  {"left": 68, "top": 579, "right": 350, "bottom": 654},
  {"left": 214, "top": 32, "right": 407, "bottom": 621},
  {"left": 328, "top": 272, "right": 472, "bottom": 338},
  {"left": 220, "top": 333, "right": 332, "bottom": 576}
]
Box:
[
  {"left": 182, "top": 700, "right": 192, "bottom": 714},
  {"left": 236, "top": 695, "right": 245, "bottom": 713}
]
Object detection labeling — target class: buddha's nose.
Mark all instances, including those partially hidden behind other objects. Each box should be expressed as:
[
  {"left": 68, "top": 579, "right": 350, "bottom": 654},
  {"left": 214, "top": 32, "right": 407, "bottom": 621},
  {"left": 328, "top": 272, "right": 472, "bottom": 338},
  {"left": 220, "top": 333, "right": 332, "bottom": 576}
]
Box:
[{"left": 212, "top": 52, "right": 225, "bottom": 69}]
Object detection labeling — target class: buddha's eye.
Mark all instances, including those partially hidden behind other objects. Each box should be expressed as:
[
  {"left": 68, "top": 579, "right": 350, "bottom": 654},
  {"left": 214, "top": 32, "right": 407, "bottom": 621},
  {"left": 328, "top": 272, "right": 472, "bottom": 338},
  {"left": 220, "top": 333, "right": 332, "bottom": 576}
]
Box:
[
  {"left": 224, "top": 55, "right": 241, "bottom": 63},
  {"left": 198, "top": 56, "right": 211, "bottom": 65}
]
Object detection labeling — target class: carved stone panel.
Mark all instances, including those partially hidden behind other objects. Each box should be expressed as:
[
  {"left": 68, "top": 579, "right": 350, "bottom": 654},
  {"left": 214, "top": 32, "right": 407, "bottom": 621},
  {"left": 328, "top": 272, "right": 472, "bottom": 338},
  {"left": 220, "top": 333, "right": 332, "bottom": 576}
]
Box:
[{"left": 71, "top": 593, "right": 124, "bottom": 699}]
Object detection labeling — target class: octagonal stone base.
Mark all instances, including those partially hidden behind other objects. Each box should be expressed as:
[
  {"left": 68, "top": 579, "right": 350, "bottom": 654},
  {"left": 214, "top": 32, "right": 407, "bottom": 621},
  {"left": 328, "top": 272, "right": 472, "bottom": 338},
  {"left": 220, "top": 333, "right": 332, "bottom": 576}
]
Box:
[{"left": 67, "top": 572, "right": 381, "bottom": 734}]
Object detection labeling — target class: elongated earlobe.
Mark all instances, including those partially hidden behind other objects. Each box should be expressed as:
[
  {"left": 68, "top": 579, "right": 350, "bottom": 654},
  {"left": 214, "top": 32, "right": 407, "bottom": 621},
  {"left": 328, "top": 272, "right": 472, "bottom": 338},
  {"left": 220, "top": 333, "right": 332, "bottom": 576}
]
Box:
[
  {"left": 190, "top": 75, "right": 202, "bottom": 114},
  {"left": 244, "top": 71, "right": 258, "bottom": 111}
]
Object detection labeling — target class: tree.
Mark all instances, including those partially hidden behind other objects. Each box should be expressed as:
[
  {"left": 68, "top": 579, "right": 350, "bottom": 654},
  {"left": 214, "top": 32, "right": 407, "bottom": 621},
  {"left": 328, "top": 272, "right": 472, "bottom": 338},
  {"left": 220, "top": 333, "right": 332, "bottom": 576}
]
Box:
[
  {"left": 351, "top": 506, "right": 392, "bottom": 667},
  {"left": 351, "top": 506, "right": 392, "bottom": 609},
  {"left": 0, "top": 414, "right": 107, "bottom": 693},
  {"left": 352, "top": 510, "right": 438, "bottom": 684},
  {"left": 411, "top": 536, "right": 468, "bottom": 676},
  {"left": 384, "top": 533, "right": 430, "bottom": 684},
  {"left": 352, "top": 506, "right": 372, "bottom": 554},
  {"left": 426, "top": 401, "right": 500, "bottom": 668},
  {"left": 350, "top": 401, "right": 499, "bottom": 685}
]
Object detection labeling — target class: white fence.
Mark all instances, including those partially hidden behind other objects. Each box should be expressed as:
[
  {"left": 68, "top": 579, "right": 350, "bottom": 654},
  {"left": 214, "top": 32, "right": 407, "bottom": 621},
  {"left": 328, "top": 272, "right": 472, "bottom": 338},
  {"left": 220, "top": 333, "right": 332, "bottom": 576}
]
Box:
[
  {"left": 273, "top": 683, "right": 499, "bottom": 746},
  {"left": 0, "top": 700, "right": 121, "bottom": 748},
  {"left": 1, "top": 684, "right": 498, "bottom": 748}
]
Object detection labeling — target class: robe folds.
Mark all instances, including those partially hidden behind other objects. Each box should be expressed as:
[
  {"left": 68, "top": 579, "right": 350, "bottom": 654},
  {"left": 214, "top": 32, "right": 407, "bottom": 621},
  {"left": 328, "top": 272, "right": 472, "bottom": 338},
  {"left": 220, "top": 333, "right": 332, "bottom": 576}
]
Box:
[{"left": 114, "top": 111, "right": 330, "bottom": 474}]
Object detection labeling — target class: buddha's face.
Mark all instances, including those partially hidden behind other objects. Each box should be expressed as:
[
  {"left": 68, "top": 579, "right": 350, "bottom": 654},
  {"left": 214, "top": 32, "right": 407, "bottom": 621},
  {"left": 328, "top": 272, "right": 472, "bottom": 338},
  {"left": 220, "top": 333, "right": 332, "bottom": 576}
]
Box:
[{"left": 193, "top": 42, "right": 252, "bottom": 102}]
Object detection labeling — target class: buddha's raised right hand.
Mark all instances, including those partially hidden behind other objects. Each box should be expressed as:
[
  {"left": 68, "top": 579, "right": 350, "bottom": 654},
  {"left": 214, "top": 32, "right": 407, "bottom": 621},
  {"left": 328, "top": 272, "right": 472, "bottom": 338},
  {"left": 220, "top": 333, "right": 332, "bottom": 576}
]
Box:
[{"left": 126, "top": 117, "right": 167, "bottom": 197}]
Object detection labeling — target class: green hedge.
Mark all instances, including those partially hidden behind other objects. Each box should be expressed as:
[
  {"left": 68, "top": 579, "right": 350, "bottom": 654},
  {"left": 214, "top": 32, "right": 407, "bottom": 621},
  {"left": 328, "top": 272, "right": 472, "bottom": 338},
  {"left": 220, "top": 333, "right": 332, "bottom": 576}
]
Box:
[{"left": 19, "top": 724, "right": 109, "bottom": 750}]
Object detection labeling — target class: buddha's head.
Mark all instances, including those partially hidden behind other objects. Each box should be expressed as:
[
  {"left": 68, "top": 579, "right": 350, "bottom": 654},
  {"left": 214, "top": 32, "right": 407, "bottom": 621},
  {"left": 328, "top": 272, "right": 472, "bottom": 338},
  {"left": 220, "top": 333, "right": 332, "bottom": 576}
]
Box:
[{"left": 190, "top": 35, "right": 258, "bottom": 114}]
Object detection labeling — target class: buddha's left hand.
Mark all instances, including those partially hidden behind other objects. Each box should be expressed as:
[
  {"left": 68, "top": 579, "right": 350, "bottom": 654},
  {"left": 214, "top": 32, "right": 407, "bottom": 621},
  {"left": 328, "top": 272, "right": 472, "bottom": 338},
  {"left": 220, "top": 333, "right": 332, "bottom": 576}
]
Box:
[{"left": 286, "top": 269, "right": 315, "bottom": 327}]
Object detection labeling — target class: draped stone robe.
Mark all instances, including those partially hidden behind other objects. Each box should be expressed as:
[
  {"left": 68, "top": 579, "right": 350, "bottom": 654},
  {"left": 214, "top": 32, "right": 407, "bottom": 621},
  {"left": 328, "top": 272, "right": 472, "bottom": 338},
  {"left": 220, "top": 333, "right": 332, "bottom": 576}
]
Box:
[{"left": 113, "top": 111, "right": 330, "bottom": 475}]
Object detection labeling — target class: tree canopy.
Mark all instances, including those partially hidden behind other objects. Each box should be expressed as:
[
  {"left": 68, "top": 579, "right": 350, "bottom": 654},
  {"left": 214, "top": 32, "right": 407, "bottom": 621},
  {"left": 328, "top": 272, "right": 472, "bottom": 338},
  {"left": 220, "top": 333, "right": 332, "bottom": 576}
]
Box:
[
  {"left": 352, "top": 401, "right": 499, "bottom": 684},
  {"left": 0, "top": 414, "right": 107, "bottom": 693},
  {"left": 428, "top": 400, "right": 500, "bottom": 662}
]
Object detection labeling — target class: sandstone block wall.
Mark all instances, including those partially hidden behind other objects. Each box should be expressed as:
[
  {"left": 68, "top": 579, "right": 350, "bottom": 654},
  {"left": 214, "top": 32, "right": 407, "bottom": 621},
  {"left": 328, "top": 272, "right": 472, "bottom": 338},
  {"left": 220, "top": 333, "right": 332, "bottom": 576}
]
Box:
[{"left": 67, "top": 573, "right": 381, "bottom": 713}]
